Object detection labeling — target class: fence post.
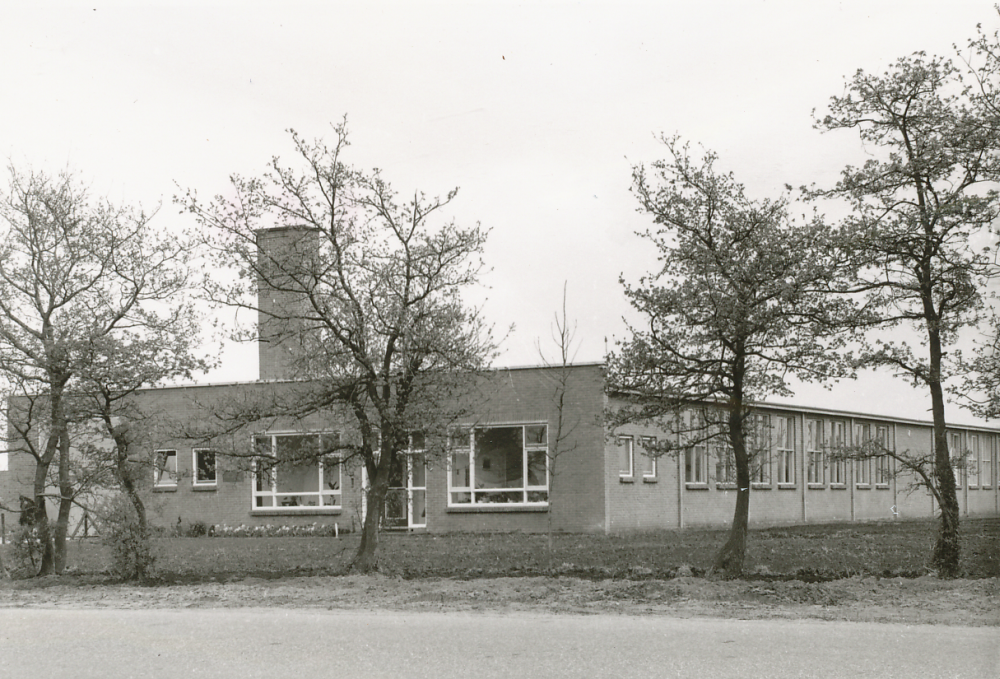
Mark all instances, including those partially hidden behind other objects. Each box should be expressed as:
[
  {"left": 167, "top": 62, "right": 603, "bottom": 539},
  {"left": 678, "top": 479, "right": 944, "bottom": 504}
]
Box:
[{"left": 1, "top": 513, "right": 5, "bottom": 545}]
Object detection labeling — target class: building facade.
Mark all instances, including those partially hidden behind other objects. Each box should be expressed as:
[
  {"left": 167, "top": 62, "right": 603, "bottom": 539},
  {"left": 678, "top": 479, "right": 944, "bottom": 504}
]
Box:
[{"left": 2, "top": 225, "right": 997, "bottom": 535}]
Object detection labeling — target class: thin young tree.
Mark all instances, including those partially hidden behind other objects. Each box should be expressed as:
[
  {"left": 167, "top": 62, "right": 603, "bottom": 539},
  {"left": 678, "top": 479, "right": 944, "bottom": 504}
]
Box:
[
  {"left": 0, "top": 166, "right": 196, "bottom": 575},
  {"left": 811, "top": 52, "right": 1000, "bottom": 577},
  {"left": 179, "top": 120, "right": 496, "bottom": 572},
  {"left": 608, "top": 137, "right": 855, "bottom": 578},
  {"left": 535, "top": 283, "right": 580, "bottom": 567}
]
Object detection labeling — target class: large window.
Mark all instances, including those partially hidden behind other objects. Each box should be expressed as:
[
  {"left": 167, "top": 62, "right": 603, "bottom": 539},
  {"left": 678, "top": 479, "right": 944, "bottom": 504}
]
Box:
[
  {"left": 193, "top": 449, "right": 217, "bottom": 487},
  {"left": 252, "top": 432, "right": 341, "bottom": 509},
  {"left": 806, "top": 419, "right": 825, "bottom": 486},
  {"left": 776, "top": 416, "right": 795, "bottom": 486},
  {"left": 448, "top": 424, "right": 548, "bottom": 506},
  {"left": 154, "top": 450, "right": 178, "bottom": 487}
]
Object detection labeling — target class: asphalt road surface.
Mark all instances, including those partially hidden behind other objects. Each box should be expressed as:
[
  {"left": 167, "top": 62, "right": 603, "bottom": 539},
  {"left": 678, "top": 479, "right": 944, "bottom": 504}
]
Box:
[{"left": 1, "top": 608, "right": 996, "bottom": 678}]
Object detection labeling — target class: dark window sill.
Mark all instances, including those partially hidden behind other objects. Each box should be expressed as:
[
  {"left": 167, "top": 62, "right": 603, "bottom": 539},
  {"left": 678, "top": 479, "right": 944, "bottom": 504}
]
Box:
[
  {"left": 642, "top": 477, "right": 657, "bottom": 483},
  {"left": 619, "top": 475, "right": 634, "bottom": 483},
  {"left": 192, "top": 484, "right": 217, "bottom": 492},
  {"left": 251, "top": 508, "right": 342, "bottom": 516},
  {"left": 151, "top": 485, "right": 177, "bottom": 493},
  {"left": 685, "top": 483, "right": 709, "bottom": 490},
  {"left": 777, "top": 484, "right": 797, "bottom": 490},
  {"left": 446, "top": 505, "right": 548, "bottom": 513}
]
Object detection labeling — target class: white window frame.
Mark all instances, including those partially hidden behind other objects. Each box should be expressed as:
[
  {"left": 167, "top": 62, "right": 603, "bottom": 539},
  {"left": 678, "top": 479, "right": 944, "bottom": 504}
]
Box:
[
  {"left": 806, "top": 418, "right": 825, "bottom": 487},
  {"left": 685, "top": 443, "right": 709, "bottom": 487},
  {"left": 982, "top": 437, "right": 994, "bottom": 489},
  {"left": 854, "top": 423, "right": 871, "bottom": 488},
  {"left": 447, "top": 423, "right": 549, "bottom": 507},
  {"left": 153, "top": 449, "right": 178, "bottom": 487},
  {"left": 750, "top": 414, "right": 771, "bottom": 487},
  {"left": 776, "top": 416, "right": 795, "bottom": 486},
  {"left": 251, "top": 432, "right": 341, "bottom": 510},
  {"left": 874, "top": 426, "right": 891, "bottom": 488},
  {"left": 949, "top": 431, "right": 963, "bottom": 490},
  {"left": 618, "top": 435, "right": 634, "bottom": 479},
  {"left": 640, "top": 436, "right": 657, "bottom": 479},
  {"left": 829, "top": 421, "right": 847, "bottom": 486},
  {"left": 192, "top": 448, "right": 217, "bottom": 487},
  {"left": 715, "top": 440, "right": 736, "bottom": 487},
  {"left": 967, "top": 434, "right": 980, "bottom": 489}
]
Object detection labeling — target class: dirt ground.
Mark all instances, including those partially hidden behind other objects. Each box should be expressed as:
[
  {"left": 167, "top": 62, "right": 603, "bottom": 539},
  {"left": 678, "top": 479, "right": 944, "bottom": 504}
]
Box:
[{"left": 1, "top": 573, "right": 997, "bottom": 626}]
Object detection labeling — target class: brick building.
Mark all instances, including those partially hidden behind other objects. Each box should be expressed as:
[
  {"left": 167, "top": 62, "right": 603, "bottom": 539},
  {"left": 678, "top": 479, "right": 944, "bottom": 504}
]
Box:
[{"left": 1, "top": 227, "right": 997, "bottom": 534}]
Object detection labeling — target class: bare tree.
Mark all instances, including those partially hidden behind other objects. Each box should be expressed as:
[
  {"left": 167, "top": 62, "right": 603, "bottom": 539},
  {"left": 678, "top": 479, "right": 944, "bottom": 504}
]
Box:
[
  {"left": 178, "top": 120, "right": 496, "bottom": 572},
  {"left": 0, "top": 166, "right": 196, "bottom": 575},
  {"left": 535, "top": 283, "right": 580, "bottom": 566},
  {"left": 608, "top": 138, "right": 856, "bottom": 578}
]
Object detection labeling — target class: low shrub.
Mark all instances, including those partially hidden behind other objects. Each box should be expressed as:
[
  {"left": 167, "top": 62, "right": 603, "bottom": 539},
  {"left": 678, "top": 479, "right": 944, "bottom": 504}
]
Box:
[{"left": 96, "top": 495, "right": 155, "bottom": 581}]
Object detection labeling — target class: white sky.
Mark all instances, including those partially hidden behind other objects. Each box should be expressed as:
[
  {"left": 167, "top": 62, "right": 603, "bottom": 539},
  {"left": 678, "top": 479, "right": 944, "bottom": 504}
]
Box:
[{"left": 2, "top": 1, "right": 997, "bottom": 426}]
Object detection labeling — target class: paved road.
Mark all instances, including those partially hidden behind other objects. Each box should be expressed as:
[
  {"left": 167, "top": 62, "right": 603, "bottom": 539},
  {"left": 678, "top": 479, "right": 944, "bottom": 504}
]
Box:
[{"left": 1, "top": 608, "right": 996, "bottom": 678}]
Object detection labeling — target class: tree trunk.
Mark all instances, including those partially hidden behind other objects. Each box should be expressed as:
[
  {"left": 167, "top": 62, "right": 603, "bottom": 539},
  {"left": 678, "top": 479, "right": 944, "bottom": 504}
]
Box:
[
  {"left": 714, "top": 392, "right": 750, "bottom": 579},
  {"left": 930, "top": 380, "right": 960, "bottom": 577},
  {"left": 927, "top": 326, "right": 960, "bottom": 577},
  {"left": 54, "top": 428, "right": 72, "bottom": 573},
  {"left": 115, "top": 431, "right": 153, "bottom": 580},
  {"left": 32, "top": 460, "right": 55, "bottom": 576},
  {"left": 351, "top": 464, "right": 388, "bottom": 573}
]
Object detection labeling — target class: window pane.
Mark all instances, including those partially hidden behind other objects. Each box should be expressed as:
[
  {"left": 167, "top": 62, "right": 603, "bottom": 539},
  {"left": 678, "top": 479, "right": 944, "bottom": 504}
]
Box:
[
  {"left": 619, "top": 437, "right": 633, "bottom": 475},
  {"left": 412, "top": 455, "right": 426, "bottom": 487},
  {"left": 410, "top": 431, "right": 426, "bottom": 451},
  {"left": 475, "top": 427, "right": 523, "bottom": 489},
  {"left": 525, "top": 425, "right": 547, "bottom": 446},
  {"left": 275, "top": 434, "right": 320, "bottom": 494},
  {"left": 195, "top": 450, "right": 216, "bottom": 483},
  {"left": 155, "top": 451, "right": 177, "bottom": 485},
  {"left": 451, "top": 451, "right": 470, "bottom": 489},
  {"left": 477, "top": 490, "right": 522, "bottom": 503},
  {"left": 527, "top": 450, "right": 547, "bottom": 486},
  {"left": 412, "top": 489, "right": 426, "bottom": 525}
]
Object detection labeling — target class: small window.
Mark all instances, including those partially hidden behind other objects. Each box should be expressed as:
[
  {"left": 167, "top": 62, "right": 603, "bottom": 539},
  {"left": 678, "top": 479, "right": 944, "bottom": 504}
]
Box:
[
  {"left": 715, "top": 443, "right": 736, "bottom": 486},
  {"left": 749, "top": 414, "right": 771, "bottom": 486},
  {"left": 154, "top": 450, "right": 178, "bottom": 487},
  {"left": 806, "top": 419, "right": 825, "bottom": 486},
  {"left": 874, "top": 426, "right": 891, "bottom": 487},
  {"left": 640, "top": 436, "right": 657, "bottom": 478},
  {"left": 193, "top": 449, "right": 217, "bottom": 486},
  {"left": 949, "top": 431, "right": 963, "bottom": 489},
  {"left": 829, "top": 421, "right": 847, "bottom": 486},
  {"left": 686, "top": 444, "right": 708, "bottom": 486},
  {"left": 776, "top": 416, "right": 795, "bottom": 486},
  {"left": 618, "top": 436, "right": 634, "bottom": 478},
  {"left": 854, "top": 424, "right": 871, "bottom": 487},
  {"left": 967, "top": 434, "right": 980, "bottom": 489}
]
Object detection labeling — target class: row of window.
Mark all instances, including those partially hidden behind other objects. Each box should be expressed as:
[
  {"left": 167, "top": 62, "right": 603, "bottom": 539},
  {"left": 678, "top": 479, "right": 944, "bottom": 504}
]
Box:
[
  {"left": 153, "top": 423, "right": 553, "bottom": 511},
  {"left": 154, "top": 449, "right": 217, "bottom": 487},
  {"left": 617, "top": 415, "right": 995, "bottom": 491},
  {"left": 948, "top": 432, "right": 995, "bottom": 489}
]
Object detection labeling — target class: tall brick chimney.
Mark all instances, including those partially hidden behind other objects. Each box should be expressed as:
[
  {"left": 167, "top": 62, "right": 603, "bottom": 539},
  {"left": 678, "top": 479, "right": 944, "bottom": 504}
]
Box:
[{"left": 256, "top": 226, "right": 320, "bottom": 381}]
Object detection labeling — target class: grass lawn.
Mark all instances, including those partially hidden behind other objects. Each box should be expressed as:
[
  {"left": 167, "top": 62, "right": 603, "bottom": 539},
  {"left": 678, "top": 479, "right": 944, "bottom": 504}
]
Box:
[{"left": 3, "top": 517, "right": 997, "bottom": 582}]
